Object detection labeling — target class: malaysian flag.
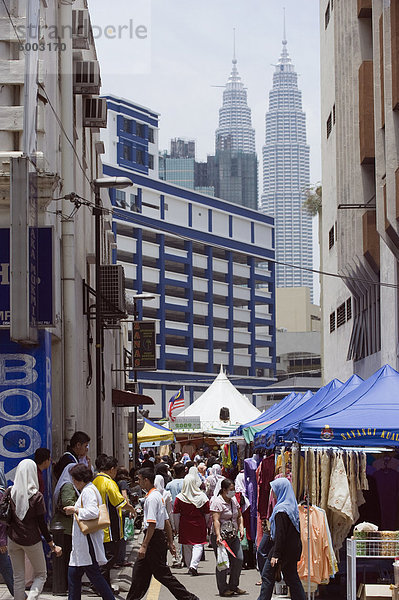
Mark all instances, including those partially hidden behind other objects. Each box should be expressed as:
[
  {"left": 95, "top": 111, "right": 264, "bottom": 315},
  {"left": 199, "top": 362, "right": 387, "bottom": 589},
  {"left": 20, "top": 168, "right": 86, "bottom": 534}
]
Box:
[{"left": 168, "top": 387, "right": 185, "bottom": 421}]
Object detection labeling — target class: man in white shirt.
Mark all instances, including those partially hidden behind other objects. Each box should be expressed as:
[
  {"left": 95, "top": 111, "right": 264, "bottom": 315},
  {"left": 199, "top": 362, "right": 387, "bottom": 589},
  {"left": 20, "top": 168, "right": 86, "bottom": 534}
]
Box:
[{"left": 126, "top": 468, "right": 200, "bottom": 600}]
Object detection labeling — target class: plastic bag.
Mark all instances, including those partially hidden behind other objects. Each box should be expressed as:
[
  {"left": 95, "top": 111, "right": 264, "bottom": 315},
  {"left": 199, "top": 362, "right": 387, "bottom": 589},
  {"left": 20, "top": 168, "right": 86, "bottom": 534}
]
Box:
[
  {"left": 124, "top": 517, "right": 135, "bottom": 541},
  {"left": 240, "top": 528, "right": 249, "bottom": 551},
  {"left": 216, "top": 544, "right": 229, "bottom": 571}
]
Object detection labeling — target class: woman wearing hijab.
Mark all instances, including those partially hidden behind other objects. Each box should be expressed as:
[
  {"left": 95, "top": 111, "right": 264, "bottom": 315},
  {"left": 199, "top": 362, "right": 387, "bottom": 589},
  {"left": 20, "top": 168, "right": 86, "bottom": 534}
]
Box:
[
  {"left": 51, "top": 464, "right": 79, "bottom": 586},
  {"left": 7, "top": 459, "right": 62, "bottom": 600},
  {"left": 154, "top": 474, "right": 173, "bottom": 524},
  {"left": 205, "top": 463, "right": 224, "bottom": 499},
  {"left": 173, "top": 470, "right": 210, "bottom": 576},
  {"left": 257, "top": 477, "right": 305, "bottom": 600}
]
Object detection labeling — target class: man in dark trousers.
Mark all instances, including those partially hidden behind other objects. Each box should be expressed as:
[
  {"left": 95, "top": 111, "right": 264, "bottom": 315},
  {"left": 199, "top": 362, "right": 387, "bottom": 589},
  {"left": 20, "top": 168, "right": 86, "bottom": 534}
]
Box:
[{"left": 127, "top": 468, "right": 199, "bottom": 600}]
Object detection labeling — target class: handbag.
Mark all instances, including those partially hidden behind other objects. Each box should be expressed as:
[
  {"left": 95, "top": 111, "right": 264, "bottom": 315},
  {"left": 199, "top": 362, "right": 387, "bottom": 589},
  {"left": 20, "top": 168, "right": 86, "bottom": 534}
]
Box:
[
  {"left": 0, "top": 488, "right": 12, "bottom": 525},
  {"left": 74, "top": 495, "right": 110, "bottom": 536},
  {"left": 220, "top": 519, "right": 237, "bottom": 542}
]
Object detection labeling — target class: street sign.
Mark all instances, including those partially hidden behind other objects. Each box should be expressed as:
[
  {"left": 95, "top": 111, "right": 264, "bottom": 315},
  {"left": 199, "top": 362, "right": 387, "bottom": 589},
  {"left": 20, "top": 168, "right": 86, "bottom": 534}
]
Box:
[
  {"left": 132, "top": 320, "right": 156, "bottom": 370},
  {"left": 0, "top": 228, "right": 54, "bottom": 327}
]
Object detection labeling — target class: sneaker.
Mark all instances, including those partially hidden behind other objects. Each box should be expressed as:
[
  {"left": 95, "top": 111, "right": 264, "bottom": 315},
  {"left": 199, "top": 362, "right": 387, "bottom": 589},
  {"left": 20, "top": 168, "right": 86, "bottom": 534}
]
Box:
[
  {"left": 220, "top": 592, "right": 234, "bottom": 598},
  {"left": 232, "top": 589, "right": 247, "bottom": 596},
  {"left": 188, "top": 567, "right": 198, "bottom": 576}
]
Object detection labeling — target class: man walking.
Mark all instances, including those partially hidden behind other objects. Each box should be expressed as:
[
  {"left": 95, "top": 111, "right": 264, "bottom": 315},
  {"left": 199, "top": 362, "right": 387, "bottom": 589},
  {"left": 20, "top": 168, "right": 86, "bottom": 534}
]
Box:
[
  {"left": 93, "top": 456, "right": 135, "bottom": 588},
  {"left": 53, "top": 431, "right": 91, "bottom": 479},
  {"left": 127, "top": 468, "right": 199, "bottom": 600}
]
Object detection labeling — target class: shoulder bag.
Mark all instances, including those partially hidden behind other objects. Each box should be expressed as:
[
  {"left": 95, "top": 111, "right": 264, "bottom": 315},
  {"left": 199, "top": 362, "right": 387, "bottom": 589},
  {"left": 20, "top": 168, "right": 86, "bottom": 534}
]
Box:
[
  {"left": 0, "top": 488, "right": 12, "bottom": 525},
  {"left": 74, "top": 493, "right": 110, "bottom": 535},
  {"left": 220, "top": 500, "right": 238, "bottom": 542}
]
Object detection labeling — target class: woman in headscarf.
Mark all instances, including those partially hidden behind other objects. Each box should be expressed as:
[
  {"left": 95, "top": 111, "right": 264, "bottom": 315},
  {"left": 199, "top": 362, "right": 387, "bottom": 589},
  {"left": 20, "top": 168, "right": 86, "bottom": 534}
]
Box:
[
  {"left": 257, "top": 477, "right": 305, "bottom": 600},
  {"left": 51, "top": 463, "right": 79, "bottom": 586},
  {"left": 173, "top": 470, "right": 210, "bottom": 576},
  {"left": 7, "top": 459, "right": 62, "bottom": 600},
  {"left": 0, "top": 467, "right": 13, "bottom": 595},
  {"left": 205, "top": 463, "right": 224, "bottom": 499},
  {"left": 154, "top": 474, "right": 174, "bottom": 529},
  {"left": 234, "top": 471, "right": 254, "bottom": 570}
]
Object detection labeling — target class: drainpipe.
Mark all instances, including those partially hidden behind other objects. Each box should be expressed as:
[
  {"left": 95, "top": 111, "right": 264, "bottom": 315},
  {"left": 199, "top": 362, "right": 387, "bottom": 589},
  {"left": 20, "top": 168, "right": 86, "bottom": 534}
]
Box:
[{"left": 59, "top": 0, "right": 77, "bottom": 445}]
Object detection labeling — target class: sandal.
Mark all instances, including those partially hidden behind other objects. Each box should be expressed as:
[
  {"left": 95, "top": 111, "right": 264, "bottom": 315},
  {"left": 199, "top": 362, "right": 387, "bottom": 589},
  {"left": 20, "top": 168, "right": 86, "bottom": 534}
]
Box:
[{"left": 255, "top": 580, "right": 262, "bottom": 586}]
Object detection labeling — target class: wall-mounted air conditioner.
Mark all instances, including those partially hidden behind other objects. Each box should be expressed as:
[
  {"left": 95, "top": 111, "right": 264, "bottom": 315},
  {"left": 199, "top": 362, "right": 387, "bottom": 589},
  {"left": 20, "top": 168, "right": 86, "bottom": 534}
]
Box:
[
  {"left": 73, "top": 61, "right": 100, "bottom": 95},
  {"left": 72, "top": 10, "right": 90, "bottom": 49},
  {"left": 99, "top": 264, "right": 126, "bottom": 319},
  {"left": 83, "top": 97, "right": 107, "bottom": 128}
]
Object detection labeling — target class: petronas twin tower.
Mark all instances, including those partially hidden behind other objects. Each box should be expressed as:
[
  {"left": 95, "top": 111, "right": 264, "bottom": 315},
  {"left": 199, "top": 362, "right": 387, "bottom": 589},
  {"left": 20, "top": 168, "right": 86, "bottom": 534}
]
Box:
[{"left": 215, "top": 34, "right": 313, "bottom": 296}]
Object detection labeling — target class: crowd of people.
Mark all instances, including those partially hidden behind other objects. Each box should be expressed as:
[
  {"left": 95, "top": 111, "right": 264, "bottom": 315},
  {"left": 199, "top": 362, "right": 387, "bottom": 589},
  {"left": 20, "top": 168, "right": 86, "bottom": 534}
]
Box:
[{"left": 0, "top": 434, "right": 306, "bottom": 600}]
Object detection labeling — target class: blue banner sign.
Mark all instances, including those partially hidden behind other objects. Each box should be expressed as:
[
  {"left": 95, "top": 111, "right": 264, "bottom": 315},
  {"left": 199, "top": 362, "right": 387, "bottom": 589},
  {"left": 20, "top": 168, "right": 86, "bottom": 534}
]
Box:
[
  {"left": 0, "top": 330, "right": 52, "bottom": 504},
  {"left": 0, "top": 228, "right": 53, "bottom": 327}
]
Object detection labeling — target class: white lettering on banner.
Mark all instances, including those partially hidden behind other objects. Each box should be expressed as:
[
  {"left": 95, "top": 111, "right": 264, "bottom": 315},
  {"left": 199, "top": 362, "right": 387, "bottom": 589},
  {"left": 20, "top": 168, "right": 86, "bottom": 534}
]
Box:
[
  {"left": 0, "top": 263, "right": 9, "bottom": 285},
  {"left": 0, "top": 424, "right": 41, "bottom": 458},
  {"left": 0, "top": 389, "right": 41, "bottom": 421},
  {"left": 0, "top": 354, "right": 38, "bottom": 386}
]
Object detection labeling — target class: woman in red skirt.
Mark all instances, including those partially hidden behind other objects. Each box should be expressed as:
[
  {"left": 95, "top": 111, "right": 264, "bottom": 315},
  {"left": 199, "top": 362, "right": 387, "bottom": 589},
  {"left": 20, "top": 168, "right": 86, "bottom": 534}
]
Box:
[{"left": 173, "top": 468, "right": 210, "bottom": 576}]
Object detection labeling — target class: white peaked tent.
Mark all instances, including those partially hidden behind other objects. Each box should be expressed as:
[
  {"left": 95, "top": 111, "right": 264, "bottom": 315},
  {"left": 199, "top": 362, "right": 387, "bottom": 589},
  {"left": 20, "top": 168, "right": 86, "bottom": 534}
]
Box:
[{"left": 176, "top": 366, "right": 261, "bottom": 432}]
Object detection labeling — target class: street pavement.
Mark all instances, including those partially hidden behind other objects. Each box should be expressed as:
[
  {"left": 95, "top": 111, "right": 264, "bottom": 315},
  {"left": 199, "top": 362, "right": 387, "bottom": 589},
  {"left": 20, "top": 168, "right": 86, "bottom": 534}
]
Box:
[{"left": 0, "top": 531, "right": 283, "bottom": 600}]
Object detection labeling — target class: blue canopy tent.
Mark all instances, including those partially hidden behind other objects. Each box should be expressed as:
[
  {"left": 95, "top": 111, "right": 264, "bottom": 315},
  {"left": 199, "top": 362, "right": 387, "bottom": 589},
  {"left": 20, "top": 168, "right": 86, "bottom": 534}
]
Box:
[
  {"left": 253, "top": 377, "right": 345, "bottom": 450},
  {"left": 288, "top": 364, "right": 399, "bottom": 447},
  {"left": 233, "top": 391, "right": 314, "bottom": 443},
  {"left": 231, "top": 391, "right": 298, "bottom": 436}
]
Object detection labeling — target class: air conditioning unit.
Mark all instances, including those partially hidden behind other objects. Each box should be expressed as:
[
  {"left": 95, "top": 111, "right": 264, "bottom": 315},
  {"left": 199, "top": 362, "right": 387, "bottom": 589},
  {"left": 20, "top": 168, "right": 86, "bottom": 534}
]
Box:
[
  {"left": 99, "top": 265, "right": 126, "bottom": 319},
  {"left": 72, "top": 9, "right": 90, "bottom": 49},
  {"left": 73, "top": 61, "right": 100, "bottom": 95},
  {"left": 83, "top": 97, "right": 107, "bottom": 128}
]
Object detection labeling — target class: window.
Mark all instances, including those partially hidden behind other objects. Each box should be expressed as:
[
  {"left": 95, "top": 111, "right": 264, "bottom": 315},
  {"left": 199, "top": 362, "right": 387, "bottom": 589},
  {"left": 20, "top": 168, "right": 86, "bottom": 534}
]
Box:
[
  {"left": 337, "top": 303, "right": 346, "bottom": 328},
  {"left": 136, "top": 148, "right": 145, "bottom": 165},
  {"left": 330, "top": 311, "right": 335, "bottom": 333},
  {"left": 123, "top": 144, "right": 131, "bottom": 161},
  {"left": 346, "top": 298, "right": 352, "bottom": 321},
  {"left": 329, "top": 226, "right": 335, "bottom": 249},
  {"left": 136, "top": 123, "right": 145, "bottom": 138},
  {"left": 325, "top": 2, "right": 331, "bottom": 29},
  {"left": 123, "top": 118, "right": 132, "bottom": 133},
  {"left": 148, "top": 128, "right": 154, "bottom": 143},
  {"left": 326, "top": 112, "right": 332, "bottom": 138},
  {"left": 115, "top": 190, "right": 126, "bottom": 208},
  {"left": 148, "top": 154, "right": 154, "bottom": 170}
]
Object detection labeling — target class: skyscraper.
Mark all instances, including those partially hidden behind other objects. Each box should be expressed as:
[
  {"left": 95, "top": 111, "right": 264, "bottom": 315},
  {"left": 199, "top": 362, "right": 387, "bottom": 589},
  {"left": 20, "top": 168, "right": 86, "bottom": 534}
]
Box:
[
  {"left": 208, "top": 53, "right": 258, "bottom": 211},
  {"left": 260, "top": 33, "right": 312, "bottom": 294}
]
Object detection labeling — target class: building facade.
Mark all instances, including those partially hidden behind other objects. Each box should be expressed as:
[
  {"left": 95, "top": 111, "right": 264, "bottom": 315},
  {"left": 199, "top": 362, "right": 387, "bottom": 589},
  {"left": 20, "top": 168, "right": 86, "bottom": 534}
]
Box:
[
  {"left": 159, "top": 139, "right": 215, "bottom": 195},
  {"left": 102, "top": 96, "right": 276, "bottom": 416},
  {"left": 260, "top": 36, "right": 313, "bottom": 295},
  {"left": 320, "top": 0, "right": 399, "bottom": 381},
  {"left": 0, "top": 0, "right": 129, "bottom": 475}
]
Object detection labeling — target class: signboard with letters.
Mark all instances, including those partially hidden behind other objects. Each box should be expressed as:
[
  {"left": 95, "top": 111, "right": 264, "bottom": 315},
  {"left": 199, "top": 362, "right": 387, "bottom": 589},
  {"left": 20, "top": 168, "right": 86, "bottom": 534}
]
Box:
[
  {"left": 0, "top": 228, "right": 53, "bottom": 327},
  {"left": 132, "top": 320, "right": 156, "bottom": 370},
  {"left": 171, "top": 415, "right": 201, "bottom": 431},
  {"left": 0, "top": 330, "right": 52, "bottom": 510}
]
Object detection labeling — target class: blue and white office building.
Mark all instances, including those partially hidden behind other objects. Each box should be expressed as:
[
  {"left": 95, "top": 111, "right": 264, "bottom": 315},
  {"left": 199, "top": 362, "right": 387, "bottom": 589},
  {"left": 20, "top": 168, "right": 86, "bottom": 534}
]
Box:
[{"left": 102, "top": 96, "right": 276, "bottom": 417}]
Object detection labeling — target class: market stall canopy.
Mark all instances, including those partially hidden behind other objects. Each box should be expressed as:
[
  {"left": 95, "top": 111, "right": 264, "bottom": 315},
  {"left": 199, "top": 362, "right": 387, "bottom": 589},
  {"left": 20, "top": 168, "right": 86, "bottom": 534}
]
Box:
[
  {"left": 289, "top": 365, "right": 399, "bottom": 447},
  {"left": 173, "top": 366, "right": 261, "bottom": 432},
  {"left": 232, "top": 391, "right": 297, "bottom": 436},
  {"left": 137, "top": 417, "right": 174, "bottom": 444},
  {"left": 240, "top": 391, "right": 315, "bottom": 443},
  {"left": 254, "top": 377, "right": 346, "bottom": 449}
]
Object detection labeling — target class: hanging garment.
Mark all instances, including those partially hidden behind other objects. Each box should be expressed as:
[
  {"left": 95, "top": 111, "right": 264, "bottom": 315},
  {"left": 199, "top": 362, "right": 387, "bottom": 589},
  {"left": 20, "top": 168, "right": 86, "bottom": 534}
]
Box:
[
  {"left": 297, "top": 505, "right": 332, "bottom": 585},
  {"left": 358, "top": 470, "right": 381, "bottom": 528},
  {"left": 373, "top": 468, "right": 399, "bottom": 530},
  {"left": 257, "top": 454, "right": 275, "bottom": 520},
  {"left": 327, "top": 451, "right": 355, "bottom": 552},
  {"left": 244, "top": 457, "right": 258, "bottom": 541},
  {"left": 319, "top": 450, "right": 331, "bottom": 512}
]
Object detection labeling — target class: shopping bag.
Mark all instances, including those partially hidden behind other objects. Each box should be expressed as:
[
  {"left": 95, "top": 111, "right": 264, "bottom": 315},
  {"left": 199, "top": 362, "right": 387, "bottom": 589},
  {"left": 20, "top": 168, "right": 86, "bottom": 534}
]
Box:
[
  {"left": 240, "top": 528, "right": 249, "bottom": 551},
  {"left": 124, "top": 516, "right": 135, "bottom": 541},
  {"left": 216, "top": 544, "right": 229, "bottom": 571}
]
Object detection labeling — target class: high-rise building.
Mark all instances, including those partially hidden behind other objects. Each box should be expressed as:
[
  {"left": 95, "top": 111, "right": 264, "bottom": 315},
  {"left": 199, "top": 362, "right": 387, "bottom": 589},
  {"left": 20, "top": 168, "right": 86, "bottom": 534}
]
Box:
[
  {"left": 260, "top": 34, "right": 312, "bottom": 295},
  {"left": 159, "top": 139, "right": 214, "bottom": 195},
  {"left": 208, "top": 56, "right": 258, "bottom": 211},
  {"left": 320, "top": 0, "right": 399, "bottom": 381}
]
